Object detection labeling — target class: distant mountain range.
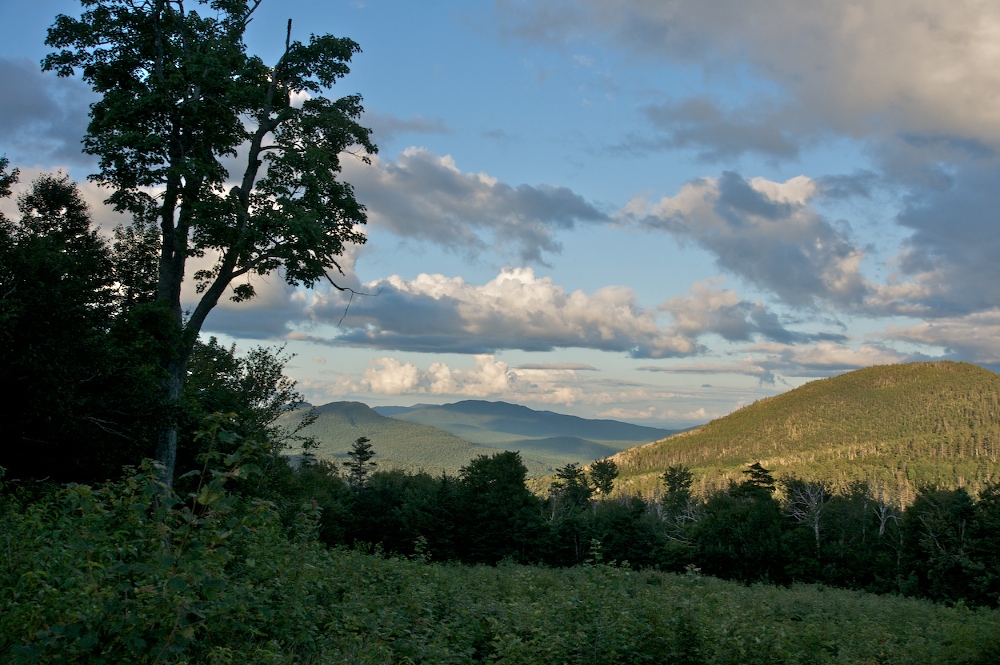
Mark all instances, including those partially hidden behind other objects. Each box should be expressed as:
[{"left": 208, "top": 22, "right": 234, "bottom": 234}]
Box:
[
  {"left": 602, "top": 361, "right": 1000, "bottom": 502},
  {"left": 279, "top": 400, "right": 677, "bottom": 477}
]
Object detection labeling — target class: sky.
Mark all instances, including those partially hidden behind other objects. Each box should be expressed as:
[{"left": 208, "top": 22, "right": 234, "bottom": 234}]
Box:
[{"left": 3, "top": 1, "right": 1000, "bottom": 428}]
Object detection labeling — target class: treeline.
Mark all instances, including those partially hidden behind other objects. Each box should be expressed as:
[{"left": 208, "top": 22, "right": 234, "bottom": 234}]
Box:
[
  {"left": 0, "top": 163, "right": 316, "bottom": 488},
  {"left": 309, "top": 451, "right": 1000, "bottom": 608},
  {"left": 4, "top": 454, "right": 997, "bottom": 664}
]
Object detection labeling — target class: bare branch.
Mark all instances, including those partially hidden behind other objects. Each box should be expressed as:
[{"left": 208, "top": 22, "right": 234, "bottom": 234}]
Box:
[{"left": 323, "top": 272, "right": 381, "bottom": 326}]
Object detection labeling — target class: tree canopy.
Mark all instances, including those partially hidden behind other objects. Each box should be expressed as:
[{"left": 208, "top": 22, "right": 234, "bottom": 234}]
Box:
[{"left": 43, "top": 0, "right": 376, "bottom": 485}]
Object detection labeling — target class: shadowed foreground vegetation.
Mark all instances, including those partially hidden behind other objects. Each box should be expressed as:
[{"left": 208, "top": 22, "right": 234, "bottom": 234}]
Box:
[{"left": 3, "top": 456, "right": 998, "bottom": 664}]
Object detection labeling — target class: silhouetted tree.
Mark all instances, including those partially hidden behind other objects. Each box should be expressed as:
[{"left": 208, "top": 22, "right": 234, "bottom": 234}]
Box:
[
  {"left": 457, "top": 451, "right": 544, "bottom": 563},
  {"left": 589, "top": 458, "right": 619, "bottom": 496},
  {"left": 0, "top": 168, "right": 158, "bottom": 481},
  {"left": 45, "top": 0, "right": 376, "bottom": 486},
  {"left": 343, "top": 437, "right": 376, "bottom": 489}
]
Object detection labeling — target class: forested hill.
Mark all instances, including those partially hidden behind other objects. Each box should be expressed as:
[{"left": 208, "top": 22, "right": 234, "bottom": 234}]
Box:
[
  {"left": 610, "top": 361, "right": 1000, "bottom": 501},
  {"left": 279, "top": 401, "right": 550, "bottom": 477},
  {"left": 377, "top": 399, "right": 676, "bottom": 470},
  {"left": 379, "top": 399, "right": 673, "bottom": 442}
]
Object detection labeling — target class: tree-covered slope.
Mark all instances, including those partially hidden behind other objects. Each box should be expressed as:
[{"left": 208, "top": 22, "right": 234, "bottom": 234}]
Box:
[
  {"left": 610, "top": 361, "right": 1000, "bottom": 501},
  {"left": 280, "top": 401, "right": 550, "bottom": 477},
  {"left": 378, "top": 400, "right": 676, "bottom": 469}
]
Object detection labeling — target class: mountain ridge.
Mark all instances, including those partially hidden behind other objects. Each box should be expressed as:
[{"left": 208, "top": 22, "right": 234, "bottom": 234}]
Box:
[
  {"left": 376, "top": 399, "right": 677, "bottom": 469},
  {"left": 604, "top": 361, "right": 1000, "bottom": 502},
  {"left": 280, "top": 399, "right": 674, "bottom": 477},
  {"left": 278, "top": 401, "right": 551, "bottom": 477}
]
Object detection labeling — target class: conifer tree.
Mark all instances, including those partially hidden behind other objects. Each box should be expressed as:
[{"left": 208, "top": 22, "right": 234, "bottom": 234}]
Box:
[{"left": 343, "top": 436, "right": 376, "bottom": 489}]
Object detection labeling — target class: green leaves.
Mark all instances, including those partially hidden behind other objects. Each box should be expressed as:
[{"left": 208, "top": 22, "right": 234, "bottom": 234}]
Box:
[{"left": 42, "top": 0, "right": 377, "bottom": 487}]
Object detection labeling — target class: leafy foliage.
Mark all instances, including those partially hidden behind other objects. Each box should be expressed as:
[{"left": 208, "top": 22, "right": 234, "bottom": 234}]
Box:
[
  {"left": 3, "top": 454, "right": 999, "bottom": 664},
  {"left": 589, "top": 458, "right": 619, "bottom": 495},
  {"left": 43, "top": 0, "right": 377, "bottom": 485},
  {"left": 0, "top": 170, "right": 161, "bottom": 481}
]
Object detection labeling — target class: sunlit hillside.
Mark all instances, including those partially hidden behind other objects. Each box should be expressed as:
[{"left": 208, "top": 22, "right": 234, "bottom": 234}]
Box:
[{"left": 605, "top": 361, "right": 1000, "bottom": 503}]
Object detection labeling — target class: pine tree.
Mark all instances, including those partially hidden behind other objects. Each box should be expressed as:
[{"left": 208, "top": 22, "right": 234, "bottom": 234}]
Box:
[{"left": 343, "top": 437, "right": 376, "bottom": 489}]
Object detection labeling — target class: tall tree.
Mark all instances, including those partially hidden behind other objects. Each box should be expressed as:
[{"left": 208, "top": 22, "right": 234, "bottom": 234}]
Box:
[
  {"left": 589, "top": 458, "right": 618, "bottom": 496},
  {"left": 44, "top": 0, "right": 376, "bottom": 486},
  {"left": 457, "top": 451, "right": 544, "bottom": 564},
  {"left": 0, "top": 169, "right": 159, "bottom": 481},
  {"left": 343, "top": 436, "right": 376, "bottom": 490},
  {"left": 550, "top": 462, "right": 594, "bottom": 509}
]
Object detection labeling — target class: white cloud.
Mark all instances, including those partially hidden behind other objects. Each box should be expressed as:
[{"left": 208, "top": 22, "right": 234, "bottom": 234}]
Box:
[
  {"left": 303, "top": 266, "right": 700, "bottom": 357},
  {"left": 342, "top": 147, "right": 608, "bottom": 263},
  {"left": 768, "top": 341, "right": 910, "bottom": 373},
  {"left": 881, "top": 311, "right": 1000, "bottom": 364},
  {"left": 626, "top": 173, "right": 870, "bottom": 308},
  {"left": 361, "top": 357, "right": 424, "bottom": 394},
  {"left": 355, "top": 354, "right": 515, "bottom": 397},
  {"left": 296, "top": 268, "right": 833, "bottom": 357}
]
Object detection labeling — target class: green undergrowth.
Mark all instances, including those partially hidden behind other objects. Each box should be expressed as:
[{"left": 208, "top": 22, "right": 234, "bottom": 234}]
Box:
[{"left": 2, "top": 461, "right": 998, "bottom": 664}]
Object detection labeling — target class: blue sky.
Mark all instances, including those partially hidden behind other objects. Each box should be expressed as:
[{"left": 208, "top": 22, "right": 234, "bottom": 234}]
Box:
[{"left": 3, "top": 0, "right": 1000, "bottom": 427}]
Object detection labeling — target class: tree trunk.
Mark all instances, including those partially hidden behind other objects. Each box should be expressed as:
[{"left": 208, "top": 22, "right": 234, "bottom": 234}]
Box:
[{"left": 155, "top": 355, "right": 186, "bottom": 488}]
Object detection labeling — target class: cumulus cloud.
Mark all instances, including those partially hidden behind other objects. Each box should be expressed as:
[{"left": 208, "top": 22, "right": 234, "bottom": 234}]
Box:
[
  {"left": 292, "top": 269, "right": 834, "bottom": 358},
  {"left": 625, "top": 172, "right": 869, "bottom": 308},
  {"left": 663, "top": 279, "right": 845, "bottom": 344},
  {"left": 887, "top": 158, "right": 1000, "bottom": 316},
  {"left": 497, "top": 0, "right": 1000, "bottom": 145},
  {"left": 881, "top": 311, "right": 1000, "bottom": 364},
  {"left": 301, "top": 266, "right": 698, "bottom": 357},
  {"left": 186, "top": 243, "right": 365, "bottom": 340},
  {"left": 342, "top": 147, "right": 609, "bottom": 263},
  {"left": 357, "top": 355, "right": 515, "bottom": 397}
]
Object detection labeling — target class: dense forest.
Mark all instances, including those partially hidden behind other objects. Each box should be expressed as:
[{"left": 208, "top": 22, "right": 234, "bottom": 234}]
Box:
[
  {"left": 603, "top": 361, "right": 1000, "bottom": 502},
  {"left": 2, "top": 0, "right": 1000, "bottom": 661}
]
